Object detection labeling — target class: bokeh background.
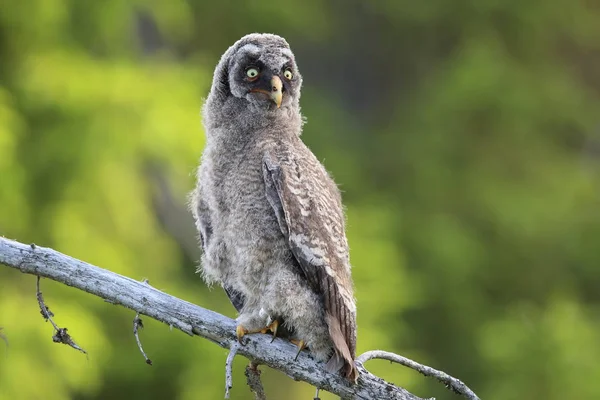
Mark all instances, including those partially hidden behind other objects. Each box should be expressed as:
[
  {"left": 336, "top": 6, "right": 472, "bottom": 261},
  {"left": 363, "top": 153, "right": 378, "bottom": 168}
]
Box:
[{"left": 1, "top": 1, "right": 600, "bottom": 399}]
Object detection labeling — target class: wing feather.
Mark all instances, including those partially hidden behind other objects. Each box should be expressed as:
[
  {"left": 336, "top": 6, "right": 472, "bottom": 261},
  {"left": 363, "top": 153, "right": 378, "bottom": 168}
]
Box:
[
  {"left": 263, "top": 151, "right": 358, "bottom": 381},
  {"left": 224, "top": 286, "right": 245, "bottom": 313}
]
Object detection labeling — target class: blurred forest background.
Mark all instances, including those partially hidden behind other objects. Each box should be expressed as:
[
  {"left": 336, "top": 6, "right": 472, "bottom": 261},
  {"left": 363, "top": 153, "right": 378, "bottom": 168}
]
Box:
[{"left": 1, "top": 1, "right": 600, "bottom": 399}]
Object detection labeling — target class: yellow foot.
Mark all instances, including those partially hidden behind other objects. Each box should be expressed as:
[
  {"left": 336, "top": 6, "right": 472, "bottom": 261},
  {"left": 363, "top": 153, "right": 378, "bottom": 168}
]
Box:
[
  {"left": 236, "top": 325, "right": 248, "bottom": 344},
  {"left": 260, "top": 320, "right": 279, "bottom": 343},
  {"left": 291, "top": 339, "right": 306, "bottom": 361},
  {"left": 236, "top": 320, "right": 280, "bottom": 345}
]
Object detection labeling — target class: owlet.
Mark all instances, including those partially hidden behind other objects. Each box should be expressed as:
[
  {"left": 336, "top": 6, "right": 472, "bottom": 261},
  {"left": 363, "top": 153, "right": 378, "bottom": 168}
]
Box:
[{"left": 190, "top": 33, "right": 358, "bottom": 381}]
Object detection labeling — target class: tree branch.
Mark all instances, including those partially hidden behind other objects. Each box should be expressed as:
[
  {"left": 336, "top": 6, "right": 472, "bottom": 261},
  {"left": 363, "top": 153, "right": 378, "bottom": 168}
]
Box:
[
  {"left": 245, "top": 362, "right": 267, "bottom": 400},
  {"left": 133, "top": 312, "right": 153, "bottom": 366},
  {"left": 225, "top": 342, "right": 240, "bottom": 398},
  {"left": 0, "top": 237, "right": 478, "bottom": 400},
  {"left": 36, "top": 275, "right": 88, "bottom": 356},
  {"left": 356, "top": 351, "right": 480, "bottom": 400}
]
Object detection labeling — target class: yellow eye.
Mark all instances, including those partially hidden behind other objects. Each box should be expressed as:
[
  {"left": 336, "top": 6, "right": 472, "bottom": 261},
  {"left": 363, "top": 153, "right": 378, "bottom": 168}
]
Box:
[
  {"left": 283, "top": 69, "right": 293, "bottom": 80},
  {"left": 246, "top": 68, "right": 259, "bottom": 79}
]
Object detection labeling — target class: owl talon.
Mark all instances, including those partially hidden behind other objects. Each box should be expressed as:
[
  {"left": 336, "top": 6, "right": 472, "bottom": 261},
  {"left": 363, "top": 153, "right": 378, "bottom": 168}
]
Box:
[
  {"left": 291, "top": 339, "right": 306, "bottom": 361},
  {"left": 237, "top": 320, "right": 280, "bottom": 345},
  {"left": 236, "top": 324, "right": 248, "bottom": 345},
  {"left": 267, "top": 320, "right": 279, "bottom": 343}
]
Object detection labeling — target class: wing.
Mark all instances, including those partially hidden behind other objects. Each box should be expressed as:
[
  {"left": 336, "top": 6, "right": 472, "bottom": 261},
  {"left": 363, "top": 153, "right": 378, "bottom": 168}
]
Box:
[
  {"left": 262, "top": 149, "right": 358, "bottom": 381},
  {"left": 223, "top": 286, "right": 245, "bottom": 313}
]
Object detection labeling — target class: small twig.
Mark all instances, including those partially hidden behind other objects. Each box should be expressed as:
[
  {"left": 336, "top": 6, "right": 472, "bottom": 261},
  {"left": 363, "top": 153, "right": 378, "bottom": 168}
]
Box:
[
  {"left": 314, "top": 387, "right": 321, "bottom": 400},
  {"left": 0, "top": 327, "right": 8, "bottom": 355},
  {"left": 36, "top": 276, "right": 87, "bottom": 356},
  {"left": 36, "top": 277, "right": 57, "bottom": 330},
  {"left": 356, "top": 350, "right": 480, "bottom": 400},
  {"left": 225, "top": 342, "right": 240, "bottom": 398},
  {"left": 245, "top": 362, "right": 267, "bottom": 400},
  {"left": 133, "top": 314, "right": 152, "bottom": 365},
  {"left": 51, "top": 328, "right": 87, "bottom": 355},
  {"left": 132, "top": 279, "right": 153, "bottom": 365}
]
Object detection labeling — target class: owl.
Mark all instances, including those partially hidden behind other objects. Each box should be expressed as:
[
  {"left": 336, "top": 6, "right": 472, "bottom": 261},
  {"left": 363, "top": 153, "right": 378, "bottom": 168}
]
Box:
[{"left": 190, "top": 33, "right": 358, "bottom": 381}]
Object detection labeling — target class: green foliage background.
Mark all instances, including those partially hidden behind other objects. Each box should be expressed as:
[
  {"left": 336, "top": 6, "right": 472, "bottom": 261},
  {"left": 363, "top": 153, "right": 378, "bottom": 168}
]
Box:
[{"left": 1, "top": 1, "right": 600, "bottom": 399}]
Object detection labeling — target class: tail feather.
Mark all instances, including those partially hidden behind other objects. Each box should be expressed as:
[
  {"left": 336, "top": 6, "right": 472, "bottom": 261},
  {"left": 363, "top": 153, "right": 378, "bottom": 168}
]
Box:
[
  {"left": 325, "top": 352, "right": 344, "bottom": 373},
  {"left": 326, "top": 313, "right": 359, "bottom": 382}
]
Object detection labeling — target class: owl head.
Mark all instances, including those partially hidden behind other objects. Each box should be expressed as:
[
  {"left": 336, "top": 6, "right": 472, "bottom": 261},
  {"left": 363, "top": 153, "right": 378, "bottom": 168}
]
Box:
[{"left": 207, "top": 33, "right": 303, "bottom": 113}]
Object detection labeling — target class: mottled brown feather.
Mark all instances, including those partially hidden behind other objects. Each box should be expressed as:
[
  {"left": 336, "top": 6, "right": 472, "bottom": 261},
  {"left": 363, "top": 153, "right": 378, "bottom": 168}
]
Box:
[{"left": 263, "top": 148, "right": 358, "bottom": 381}]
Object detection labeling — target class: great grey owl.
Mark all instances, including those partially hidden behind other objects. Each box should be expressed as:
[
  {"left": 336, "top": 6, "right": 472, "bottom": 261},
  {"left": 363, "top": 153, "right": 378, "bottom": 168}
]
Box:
[{"left": 190, "top": 33, "right": 358, "bottom": 381}]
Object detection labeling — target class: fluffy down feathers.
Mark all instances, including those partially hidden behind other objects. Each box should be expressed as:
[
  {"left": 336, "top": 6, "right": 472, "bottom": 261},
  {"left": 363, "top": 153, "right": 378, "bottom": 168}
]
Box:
[{"left": 191, "top": 33, "right": 358, "bottom": 381}]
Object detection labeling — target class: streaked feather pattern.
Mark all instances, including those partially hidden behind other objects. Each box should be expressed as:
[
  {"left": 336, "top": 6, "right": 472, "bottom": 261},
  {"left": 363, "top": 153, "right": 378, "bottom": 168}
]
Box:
[{"left": 263, "top": 142, "right": 357, "bottom": 380}]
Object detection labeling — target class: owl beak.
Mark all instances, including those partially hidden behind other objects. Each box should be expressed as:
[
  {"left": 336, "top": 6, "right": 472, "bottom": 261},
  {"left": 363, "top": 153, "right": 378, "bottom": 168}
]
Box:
[{"left": 270, "top": 76, "right": 283, "bottom": 108}]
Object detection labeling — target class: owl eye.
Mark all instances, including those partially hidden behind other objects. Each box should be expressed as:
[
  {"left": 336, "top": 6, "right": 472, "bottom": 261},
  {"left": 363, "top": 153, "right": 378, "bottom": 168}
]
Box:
[
  {"left": 283, "top": 69, "right": 293, "bottom": 80},
  {"left": 246, "top": 68, "right": 259, "bottom": 79}
]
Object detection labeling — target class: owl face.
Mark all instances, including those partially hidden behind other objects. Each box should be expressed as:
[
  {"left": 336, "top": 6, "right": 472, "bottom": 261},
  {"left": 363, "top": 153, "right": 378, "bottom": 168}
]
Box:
[{"left": 226, "top": 37, "right": 302, "bottom": 111}]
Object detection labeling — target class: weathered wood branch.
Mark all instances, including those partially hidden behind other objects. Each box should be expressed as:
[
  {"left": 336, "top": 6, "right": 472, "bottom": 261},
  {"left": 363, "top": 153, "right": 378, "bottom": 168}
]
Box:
[
  {"left": 0, "top": 237, "right": 478, "bottom": 399},
  {"left": 245, "top": 362, "right": 267, "bottom": 400},
  {"left": 357, "top": 351, "right": 480, "bottom": 400}
]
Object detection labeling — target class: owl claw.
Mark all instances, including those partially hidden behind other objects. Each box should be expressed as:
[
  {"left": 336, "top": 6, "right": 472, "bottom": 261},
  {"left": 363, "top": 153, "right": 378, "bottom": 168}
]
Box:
[
  {"left": 266, "top": 320, "right": 279, "bottom": 343},
  {"left": 236, "top": 320, "right": 280, "bottom": 345},
  {"left": 236, "top": 324, "right": 248, "bottom": 345},
  {"left": 291, "top": 339, "right": 306, "bottom": 361}
]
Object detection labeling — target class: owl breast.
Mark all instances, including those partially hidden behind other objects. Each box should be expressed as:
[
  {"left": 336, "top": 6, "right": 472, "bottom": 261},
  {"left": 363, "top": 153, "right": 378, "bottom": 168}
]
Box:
[{"left": 199, "top": 133, "right": 292, "bottom": 299}]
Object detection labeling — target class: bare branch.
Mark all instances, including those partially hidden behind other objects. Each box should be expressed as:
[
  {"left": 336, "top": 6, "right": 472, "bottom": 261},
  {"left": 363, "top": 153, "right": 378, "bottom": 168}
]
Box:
[
  {"left": 133, "top": 313, "right": 152, "bottom": 365},
  {"left": 36, "top": 276, "right": 57, "bottom": 329},
  {"left": 245, "top": 362, "right": 267, "bottom": 400},
  {"left": 225, "top": 342, "right": 240, "bottom": 398},
  {"left": 0, "top": 237, "right": 478, "bottom": 400},
  {"left": 357, "top": 350, "right": 480, "bottom": 400},
  {"left": 36, "top": 276, "right": 87, "bottom": 356},
  {"left": 314, "top": 388, "right": 321, "bottom": 400},
  {"left": 132, "top": 278, "right": 153, "bottom": 365}
]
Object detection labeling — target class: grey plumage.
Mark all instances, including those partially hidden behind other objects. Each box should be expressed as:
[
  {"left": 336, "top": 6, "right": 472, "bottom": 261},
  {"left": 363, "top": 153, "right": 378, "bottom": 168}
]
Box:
[{"left": 190, "top": 33, "right": 358, "bottom": 381}]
